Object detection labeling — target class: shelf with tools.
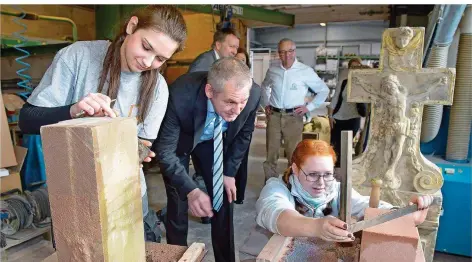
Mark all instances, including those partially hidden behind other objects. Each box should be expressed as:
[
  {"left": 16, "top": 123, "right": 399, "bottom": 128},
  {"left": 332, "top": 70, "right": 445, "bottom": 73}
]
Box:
[
  {"left": 1, "top": 226, "right": 52, "bottom": 252},
  {"left": 317, "top": 55, "right": 380, "bottom": 60},
  {"left": 314, "top": 44, "right": 382, "bottom": 99},
  {"left": 1, "top": 35, "right": 72, "bottom": 57}
]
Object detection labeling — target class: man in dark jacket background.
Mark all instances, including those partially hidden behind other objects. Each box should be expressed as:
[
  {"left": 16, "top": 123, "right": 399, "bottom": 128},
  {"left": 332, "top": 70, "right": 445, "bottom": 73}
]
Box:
[{"left": 188, "top": 28, "right": 240, "bottom": 73}]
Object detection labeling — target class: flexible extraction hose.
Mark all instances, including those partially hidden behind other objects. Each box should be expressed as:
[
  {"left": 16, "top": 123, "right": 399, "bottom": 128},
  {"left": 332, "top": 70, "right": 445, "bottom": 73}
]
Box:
[
  {"left": 420, "top": 5, "right": 466, "bottom": 143},
  {"left": 446, "top": 5, "right": 472, "bottom": 162},
  {"left": 420, "top": 45, "right": 448, "bottom": 143}
]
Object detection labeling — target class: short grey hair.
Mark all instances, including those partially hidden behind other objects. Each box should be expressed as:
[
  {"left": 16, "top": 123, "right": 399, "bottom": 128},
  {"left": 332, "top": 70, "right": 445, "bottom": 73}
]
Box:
[
  {"left": 208, "top": 57, "right": 252, "bottom": 92},
  {"left": 278, "top": 38, "right": 296, "bottom": 50}
]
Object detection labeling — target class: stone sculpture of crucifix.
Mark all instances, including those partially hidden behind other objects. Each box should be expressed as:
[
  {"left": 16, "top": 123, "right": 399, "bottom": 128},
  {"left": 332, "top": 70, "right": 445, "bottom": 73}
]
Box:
[
  {"left": 347, "top": 27, "right": 456, "bottom": 203},
  {"left": 346, "top": 27, "right": 455, "bottom": 262}
]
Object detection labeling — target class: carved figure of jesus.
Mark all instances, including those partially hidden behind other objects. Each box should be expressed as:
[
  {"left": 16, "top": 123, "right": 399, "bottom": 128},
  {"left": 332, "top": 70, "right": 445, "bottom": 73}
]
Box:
[{"left": 352, "top": 74, "right": 448, "bottom": 189}]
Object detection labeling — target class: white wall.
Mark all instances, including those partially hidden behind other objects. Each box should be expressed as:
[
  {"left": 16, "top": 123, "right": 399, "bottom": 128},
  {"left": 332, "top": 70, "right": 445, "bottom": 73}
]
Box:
[
  {"left": 253, "top": 20, "right": 389, "bottom": 67},
  {"left": 293, "top": 47, "right": 316, "bottom": 68}
]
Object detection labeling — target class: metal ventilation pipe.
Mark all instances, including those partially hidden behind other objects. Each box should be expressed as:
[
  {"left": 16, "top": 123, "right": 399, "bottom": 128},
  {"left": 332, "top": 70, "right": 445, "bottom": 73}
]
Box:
[
  {"left": 421, "top": 5, "right": 466, "bottom": 143},
  {"left": 446, "top": 5, "right": 472, "bottom": 162},
  {"left": 420, "top": 46, "right": 448, "bottom": 142}
]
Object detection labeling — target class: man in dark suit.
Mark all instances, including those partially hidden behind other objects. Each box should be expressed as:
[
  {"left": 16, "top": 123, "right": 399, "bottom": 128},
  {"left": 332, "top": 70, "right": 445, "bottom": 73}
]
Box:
[
  {"left": 155, "top": 57, "right": 261, "bottom": 262},
  {"left": 186, "top": 27, "right": 241, "bottom": 225},
  {"left": 188, "top": 28, "right": 240, "bottom": 73}
]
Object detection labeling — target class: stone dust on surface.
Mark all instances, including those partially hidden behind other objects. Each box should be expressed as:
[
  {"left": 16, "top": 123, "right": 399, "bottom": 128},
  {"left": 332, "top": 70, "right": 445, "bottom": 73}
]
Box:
[
  {"left": 145, "top": 242, "right": 188, "bottom": 262},
  {"left": 281, "top": 237, "right": 361, "bottom": 262}
]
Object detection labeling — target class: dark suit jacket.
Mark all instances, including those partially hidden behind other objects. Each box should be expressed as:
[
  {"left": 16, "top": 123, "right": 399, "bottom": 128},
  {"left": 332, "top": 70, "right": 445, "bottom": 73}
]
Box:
[
  {"left": 188, "top": 50, "right": 217, "bottom": 73},
  {"left": 155, "top": 71, "right": 261, "bottom": 200}
]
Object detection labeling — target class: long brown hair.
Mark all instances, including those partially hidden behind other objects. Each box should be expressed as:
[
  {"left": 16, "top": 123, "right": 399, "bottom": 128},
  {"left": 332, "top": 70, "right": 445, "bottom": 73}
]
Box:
[{"left": 97, "top": 5, "right": 187, "bottom": 123}]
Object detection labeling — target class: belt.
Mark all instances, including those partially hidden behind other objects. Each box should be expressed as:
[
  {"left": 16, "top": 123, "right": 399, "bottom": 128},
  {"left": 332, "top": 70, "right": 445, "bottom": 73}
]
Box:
[{"left": 270, "top": 106, "right": 295, "bottom": 113}]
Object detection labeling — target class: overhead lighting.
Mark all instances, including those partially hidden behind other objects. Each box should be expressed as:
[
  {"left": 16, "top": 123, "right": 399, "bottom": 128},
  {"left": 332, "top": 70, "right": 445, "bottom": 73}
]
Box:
[{"left": 320, "top": 23, "right": 326, "bottom": 26}]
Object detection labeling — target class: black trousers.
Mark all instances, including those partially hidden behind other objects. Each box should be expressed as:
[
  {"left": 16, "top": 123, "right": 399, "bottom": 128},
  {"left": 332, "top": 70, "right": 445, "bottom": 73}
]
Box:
[
  {"left": 235, "top": 134, "right": 252, "bottom": 202},
  {"left": 331, "top": 117, "right": 361, "bottom": 167},
  {"left": 163, "top": 140, "right": 235, "bottom": 262}
]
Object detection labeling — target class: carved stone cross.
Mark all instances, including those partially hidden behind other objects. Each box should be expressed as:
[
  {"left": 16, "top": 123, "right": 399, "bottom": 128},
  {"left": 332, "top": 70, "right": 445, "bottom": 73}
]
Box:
[{"left": 346, "top": 27, "right": 455, "bottom": 200}]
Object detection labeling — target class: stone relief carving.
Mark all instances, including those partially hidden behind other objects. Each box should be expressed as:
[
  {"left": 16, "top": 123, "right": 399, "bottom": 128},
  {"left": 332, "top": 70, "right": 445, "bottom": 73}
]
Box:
[
  {"left": 382, "top": 27, "right": 423, "bottom": 72},
  {"left": 350, "top": 72, "right": 449, "bottom": 193},
  {"left": 346, "top": 27, "right": 456, "bottom": 262},
  {"left": 348, "top": 27, "right": 454, "bottom": 195},
  {"left": 351, "top": 74, "right": 408, "bottom": 190}
]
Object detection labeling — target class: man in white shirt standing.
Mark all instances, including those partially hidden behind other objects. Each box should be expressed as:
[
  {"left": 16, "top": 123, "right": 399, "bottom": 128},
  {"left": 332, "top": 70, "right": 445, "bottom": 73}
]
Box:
[{"left": 262, "top": 38, "right": 329, "bottom": 181}]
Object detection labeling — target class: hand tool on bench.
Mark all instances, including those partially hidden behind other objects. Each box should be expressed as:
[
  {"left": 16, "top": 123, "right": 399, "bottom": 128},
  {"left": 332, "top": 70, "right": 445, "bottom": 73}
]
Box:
[
  {"left": 349, "top": 197, "right": 440, "bottom": 233},
  {"left": 338, "top": 131, "right": 353, "bottom": 225}
]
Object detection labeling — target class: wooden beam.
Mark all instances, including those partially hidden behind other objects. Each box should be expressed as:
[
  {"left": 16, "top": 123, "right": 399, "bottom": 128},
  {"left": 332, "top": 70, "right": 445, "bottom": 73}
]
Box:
[
  {"left": 178, "top": 243, "right": 206, "bottom": 262},
  {"left": 280, "top": 5, "right": 390, "bottom": 24},
  {"left": 257, "top": 234, "right": 293, "bottom": 262}
]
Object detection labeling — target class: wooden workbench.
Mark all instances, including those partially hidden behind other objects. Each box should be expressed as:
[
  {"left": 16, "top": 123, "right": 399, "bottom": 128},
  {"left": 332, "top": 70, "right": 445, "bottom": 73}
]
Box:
[
  {"left": 256, "top": 234, "right": 361, "bottom": 262},
  {"left": 42, "top": 242, "right": 206, "bottom": 262}
]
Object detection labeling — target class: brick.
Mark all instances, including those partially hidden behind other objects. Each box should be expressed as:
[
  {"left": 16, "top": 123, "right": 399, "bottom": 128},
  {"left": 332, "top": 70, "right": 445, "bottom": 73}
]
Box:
[
  {"left": 145, "top": 242, "right": 187, "bottom": 262},
  {"left": 360, "top": 207, "right": 422, "bottom": 262},
  {"left": 41, "top": 117, "right": 145, "bottom": 262}
]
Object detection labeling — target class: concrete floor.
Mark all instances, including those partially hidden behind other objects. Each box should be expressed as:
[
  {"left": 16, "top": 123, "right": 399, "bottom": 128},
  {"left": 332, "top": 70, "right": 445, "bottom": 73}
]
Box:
[
  {"left": 146, "top": 128, "right": 470, "bottom": 262},
  {"left": 146, "top": 128, "right": 275, "bottom": 262}
]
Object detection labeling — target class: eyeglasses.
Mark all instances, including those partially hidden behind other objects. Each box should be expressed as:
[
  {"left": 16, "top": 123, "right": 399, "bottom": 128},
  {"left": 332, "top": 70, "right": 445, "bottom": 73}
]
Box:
[
  {"left": 296, "top": 164, "right": 335, "bottom": 183},
  {"left": 278, "top": 49, "right": 295, "bottom": 55}
]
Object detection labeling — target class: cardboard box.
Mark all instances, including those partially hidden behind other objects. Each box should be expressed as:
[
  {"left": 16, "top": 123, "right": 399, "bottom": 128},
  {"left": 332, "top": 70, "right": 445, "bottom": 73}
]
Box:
[
  {"left": 1, "top": 171, "right": 22, "bottom": 194},
  {"left": 9, "top": 146, "right": 28, "bottom": 173},
  {"left": 0, "top": 93, "right": 17, "bottom": 168}
]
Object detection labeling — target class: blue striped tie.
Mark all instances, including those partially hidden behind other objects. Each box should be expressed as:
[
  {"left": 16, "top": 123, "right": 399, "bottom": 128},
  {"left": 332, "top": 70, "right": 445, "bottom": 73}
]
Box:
[{"left": 212, "top": 115, "right": 224, "bottom": 211}]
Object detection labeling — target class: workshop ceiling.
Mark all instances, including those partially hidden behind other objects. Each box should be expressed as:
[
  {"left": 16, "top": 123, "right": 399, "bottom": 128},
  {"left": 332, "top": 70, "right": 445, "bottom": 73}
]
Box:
[{"left": 252, "top": 5, "right": 391, "bottom": 25}]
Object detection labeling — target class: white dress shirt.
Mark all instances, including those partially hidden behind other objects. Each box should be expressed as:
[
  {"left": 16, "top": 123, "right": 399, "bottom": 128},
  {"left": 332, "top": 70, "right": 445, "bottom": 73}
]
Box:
[
  {"left": 261, "top": 59, "right": 329, "bottom": 112},
  {"left": 214, "top": 49, "right": 220, "bottom": 60}
]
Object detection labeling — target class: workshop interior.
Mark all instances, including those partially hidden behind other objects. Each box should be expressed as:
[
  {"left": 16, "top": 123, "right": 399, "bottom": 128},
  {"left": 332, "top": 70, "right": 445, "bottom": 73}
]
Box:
[{"left": 0, "top": 4, "right": 471, "bottom": 262}]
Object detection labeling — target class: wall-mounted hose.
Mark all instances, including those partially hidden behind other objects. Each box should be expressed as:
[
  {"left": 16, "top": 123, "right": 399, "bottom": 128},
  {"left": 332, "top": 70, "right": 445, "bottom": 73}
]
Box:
[
  {"left": 10, "top": 5, "right": 33, "bottom": 92},
  {"left": 420, "top": 45, "right": 449, "bottom": 143},
  {"left": 446, "top": 5, "right": 472, "bottom": 162}
]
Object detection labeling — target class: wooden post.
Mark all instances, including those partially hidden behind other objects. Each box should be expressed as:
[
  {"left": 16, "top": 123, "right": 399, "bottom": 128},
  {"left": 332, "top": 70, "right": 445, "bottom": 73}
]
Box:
[{"left": 339, "top": 131, "right": 353, "bottom": 226}]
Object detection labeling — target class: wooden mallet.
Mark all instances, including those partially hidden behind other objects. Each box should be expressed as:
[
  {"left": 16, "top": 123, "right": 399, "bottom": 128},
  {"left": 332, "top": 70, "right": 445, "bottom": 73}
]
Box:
[{"left": 369, "top": 178, "right": 383, "bottom": 208}]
